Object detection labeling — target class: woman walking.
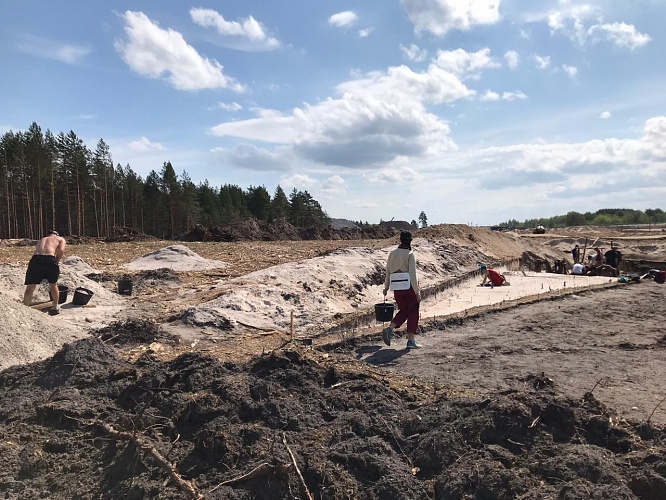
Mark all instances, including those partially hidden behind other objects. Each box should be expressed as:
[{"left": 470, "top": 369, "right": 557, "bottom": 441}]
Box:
[{"left": 382, "top": 231, "right": 422, "bottom": 349}]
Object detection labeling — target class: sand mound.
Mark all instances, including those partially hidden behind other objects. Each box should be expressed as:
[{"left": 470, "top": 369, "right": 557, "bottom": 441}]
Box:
[
  {"left": 62, "top": 255, "right": 100, "bottom": 274},
  {"left": 126, "top": 245, "right": 226, "bottom": 271},
  {"left": 0, "top": 292, "right": 86, "bottom": 370},
  {"left": 0, "top": 260, "right": 130, "bottom": 370},
  {"left": 187, "top": 239, "right": 495, "bottom": 333}
]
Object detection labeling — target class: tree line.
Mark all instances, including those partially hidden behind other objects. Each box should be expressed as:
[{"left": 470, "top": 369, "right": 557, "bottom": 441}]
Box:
[
  {"left": 0, "top": 122, "right": 330, "bottom": 239},
  {"left": 499, "top": 208, "right": 666, "bottom": 229}
]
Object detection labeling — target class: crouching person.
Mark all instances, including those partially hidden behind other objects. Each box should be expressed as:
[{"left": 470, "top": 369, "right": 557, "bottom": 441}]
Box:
[{"left": 479, "top": 264, "right": 510, "bottom": 288}]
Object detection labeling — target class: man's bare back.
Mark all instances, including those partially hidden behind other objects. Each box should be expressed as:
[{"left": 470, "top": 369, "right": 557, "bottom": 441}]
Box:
[{"left": 34, "top": 232, "right": 66, "bottom": 262}]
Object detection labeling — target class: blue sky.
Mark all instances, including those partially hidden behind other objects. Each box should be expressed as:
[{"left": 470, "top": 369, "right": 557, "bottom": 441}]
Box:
[{"left": 1, "top": 0, "right": 664, "bottom": 226}]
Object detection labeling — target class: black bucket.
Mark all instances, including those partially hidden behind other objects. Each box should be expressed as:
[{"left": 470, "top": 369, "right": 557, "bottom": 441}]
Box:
[
  {"left": 57, "top": 285, "right": 69, "bottom": 304},
  {"left": 117, "top": 279, "right": 133, "bottom": 296},
  {"left": 375, "top": 302, "right": 395, "bottom": 322},
  {"left": 73, "top": 287, "right": 94, "bottom": 306}
]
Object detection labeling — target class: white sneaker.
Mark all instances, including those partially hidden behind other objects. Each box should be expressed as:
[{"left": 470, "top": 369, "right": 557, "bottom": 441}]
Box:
[{"left": 406, "top": 340, "right": 422, "bottom": 349}]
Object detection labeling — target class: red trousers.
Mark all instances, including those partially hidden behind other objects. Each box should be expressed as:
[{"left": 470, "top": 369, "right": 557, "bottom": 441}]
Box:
[{"left": 392, "top": 287, "right": 420, "bottom": 334}]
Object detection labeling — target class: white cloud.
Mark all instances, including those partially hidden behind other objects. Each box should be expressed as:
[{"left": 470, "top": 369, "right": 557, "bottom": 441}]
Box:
[
  {"left": 433, "top": 48, "right": 501, "bottom": 79},
  {"left": 16, "top": 34, "right": 90, "bottom": 64},
  {"left": 400, "top": 44, "right": 428, "bottom": 62},
  {"left": 319, "top": 175, "right": 348, "bottom": 197},
  {"left": 115, "top": 11, "right": 246, "bottom": 92},
  {"left": 448, "top": 117, "right": 665, "bottom": 197},
  {"left": 588, "top": 23, "right": 651, "bottom": 50},
  {"left": 217, "top": 102, "right": 243, "bottom": 112},
  {"left": 547, "top": 2, "right": 596, "bottom": 42},
  {"left": 190, "top": 8, "right": 280, "bottom": 51},
  {"left": 562, "top": 64, "right": 577, "bottom": 77},
  {"left": 329, "top": 11, "right": 358, "bottom": 28},
  {"left": 547, "top": 4, "right": 651, "bottom": 50},
  {"left": 211, "top": 143, "right": 292, "bottom": 171},
  {"left": 370, "top": 164, "right": 424, "bottom": 184},
  {"left": 642, "top": 116, "right": 666, "bottom": 160},
  {"left": 502, "top": 91, "right": 527, "bottom": 101},
  {"left": 478, "top": 90, "right": 527, "bottom": 102},
  {"left": 504, "top": 50, "right": 519, "bottom": 69},
  {"left": 358, "top": 28, "right": 373, "bottom": 38},
  {"left": 250, "top": 107, "right": 284, "bottom": 118},
  {"left": 128, "top": 136, "right": 165, "bottom": 152},
  {"left": 401, "top": 0, "right": 500, "bottom": 36},
  {"left": 211, "top": 49, "right": 496, "bottom": 169},
  {"left": 535, "top": 54, "right": 551, "bottom": 69},
  {"left": 480, "top": 90, "right": 500, "bottom": 101},
  {"left": 279, "top": 173, "right": 320, "bottom": 191},
  {"left": 600, "top": 111, "right": 611, "bottom": 119}
]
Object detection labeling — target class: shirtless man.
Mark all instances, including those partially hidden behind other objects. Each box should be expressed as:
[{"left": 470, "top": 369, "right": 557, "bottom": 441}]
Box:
[{"left": 23, "top": 230, "right": 66, "bottom": 314}]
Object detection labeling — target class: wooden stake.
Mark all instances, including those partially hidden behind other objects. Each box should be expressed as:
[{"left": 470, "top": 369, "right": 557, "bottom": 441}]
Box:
[
  {"left": 581, "top": 237, "right": 588, "bottom": 265},
  {"left": 290, "top": 311, "right": 294, "bottom": 338}
]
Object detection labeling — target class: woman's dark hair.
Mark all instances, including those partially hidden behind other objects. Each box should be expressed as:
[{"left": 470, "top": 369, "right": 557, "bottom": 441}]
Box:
[{"left": 400, "top": 231, "right": 412, "bottom": 248}]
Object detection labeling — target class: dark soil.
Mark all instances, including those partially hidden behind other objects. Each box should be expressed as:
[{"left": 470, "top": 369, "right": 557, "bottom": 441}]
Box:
[
  {"left": 1, "top": 329, "right": 666, "bottom": 499},
  {"left": 92, "top": 319, "right": 180, "bottom": 347}
]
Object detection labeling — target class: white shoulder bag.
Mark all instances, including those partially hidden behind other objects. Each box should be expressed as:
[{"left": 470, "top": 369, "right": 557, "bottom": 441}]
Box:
[{"left": 389, "top": 272, "right": 411, "bottom": 291}]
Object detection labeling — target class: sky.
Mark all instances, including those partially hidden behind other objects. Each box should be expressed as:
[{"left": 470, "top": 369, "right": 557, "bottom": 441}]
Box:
[{"left": 1, "top": 0, "right": 665, "bottom": 226}]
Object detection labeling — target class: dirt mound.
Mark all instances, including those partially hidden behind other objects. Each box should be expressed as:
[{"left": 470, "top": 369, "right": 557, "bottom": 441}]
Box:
[
  {"left": 180, "top": 219, "right": 302, "bottom": 242},
  {"left": 0, "top": 340, "right": 665, "bottom": 499},
  {"left": 179, "top": 219, "right": 399, "bottom": 242}
]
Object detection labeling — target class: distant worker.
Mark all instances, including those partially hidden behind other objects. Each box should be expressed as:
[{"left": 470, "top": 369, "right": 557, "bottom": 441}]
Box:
[
  {"left": 593, "top": 248, "right": 603, "bottom": 267},
  {"left": 571, "top": 262, "right": 586, "bottom": 275},
  {"left": 604, "top": 244, "right": 622, "bottom": 271},
  {"left": 571, "top": 244, "right": 580, "bottom": 263},
  {"left": 478, "top": 264, "right": 510, "bottom": 288},
  {"left": 23, "top": 230, "right": 66, "bottom": 315},
  {"left": 382, "top": 231, "right": 422, "bottom": 349}
]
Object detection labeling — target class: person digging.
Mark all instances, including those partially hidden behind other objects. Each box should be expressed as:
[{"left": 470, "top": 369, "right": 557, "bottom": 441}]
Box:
[{"left": 23, "top": 230, "right": 66, "bottom": 315}]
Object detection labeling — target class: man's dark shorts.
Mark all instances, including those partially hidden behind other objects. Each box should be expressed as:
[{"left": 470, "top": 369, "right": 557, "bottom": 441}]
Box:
[{"left": 24, "top": 255, "right": 59, "bottom": 285}]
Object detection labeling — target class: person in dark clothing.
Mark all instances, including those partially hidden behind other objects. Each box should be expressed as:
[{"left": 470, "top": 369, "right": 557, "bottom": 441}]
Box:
[
  {"left": 571, "top": 244, "right": 580, "bottom": 263},
  {"left": 604, "top": 244, "right": 622, "bottom": 271}
]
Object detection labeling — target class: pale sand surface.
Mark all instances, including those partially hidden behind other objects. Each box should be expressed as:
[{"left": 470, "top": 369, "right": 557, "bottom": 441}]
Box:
[
  {"left": 0, "top": 239, "right": 629, "bottom": 370},
  {"left": 421, "top": 268, "right": 613, "bottom": 319}
]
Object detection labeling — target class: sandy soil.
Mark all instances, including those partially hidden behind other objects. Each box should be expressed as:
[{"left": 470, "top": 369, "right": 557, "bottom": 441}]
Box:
[{"left": 0, "top": 224, "right": 665, "bottom": 499}]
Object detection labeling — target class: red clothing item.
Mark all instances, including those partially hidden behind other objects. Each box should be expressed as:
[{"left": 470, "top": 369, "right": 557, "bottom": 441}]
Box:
[
  {"left": 392, "top": 287, "right": 420, "bottom": 334},
  {"left": 487, "top": 269, "right": 505, "bottom": 286}
]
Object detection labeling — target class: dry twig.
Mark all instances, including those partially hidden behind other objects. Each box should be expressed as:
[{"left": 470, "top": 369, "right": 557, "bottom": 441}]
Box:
[
  {"left": 207, "top": 462, "right": 291, "bottom": 494},
  {"left": 647, "top": 395, "right": 666, "bottom": 423},
  {"left": 90, "top": 420, "right": 203, "bottom": 500},
  {"left": 282, "top": 433, "right": 314, "bottom": 500}
]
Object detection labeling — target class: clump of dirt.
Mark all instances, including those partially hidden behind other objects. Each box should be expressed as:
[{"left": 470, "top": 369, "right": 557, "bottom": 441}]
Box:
[
  {"left": 0, "top": 339, "right": 665, "bottom": 499},
  {"left": 133, "top": 268, "right": 181, "bottom": 290},
  {"left": 84, "top": 271, "right": 117, "bottom": 283},
  {"left": 93, "top": 319, "right": 180, "bottom": 347}
]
